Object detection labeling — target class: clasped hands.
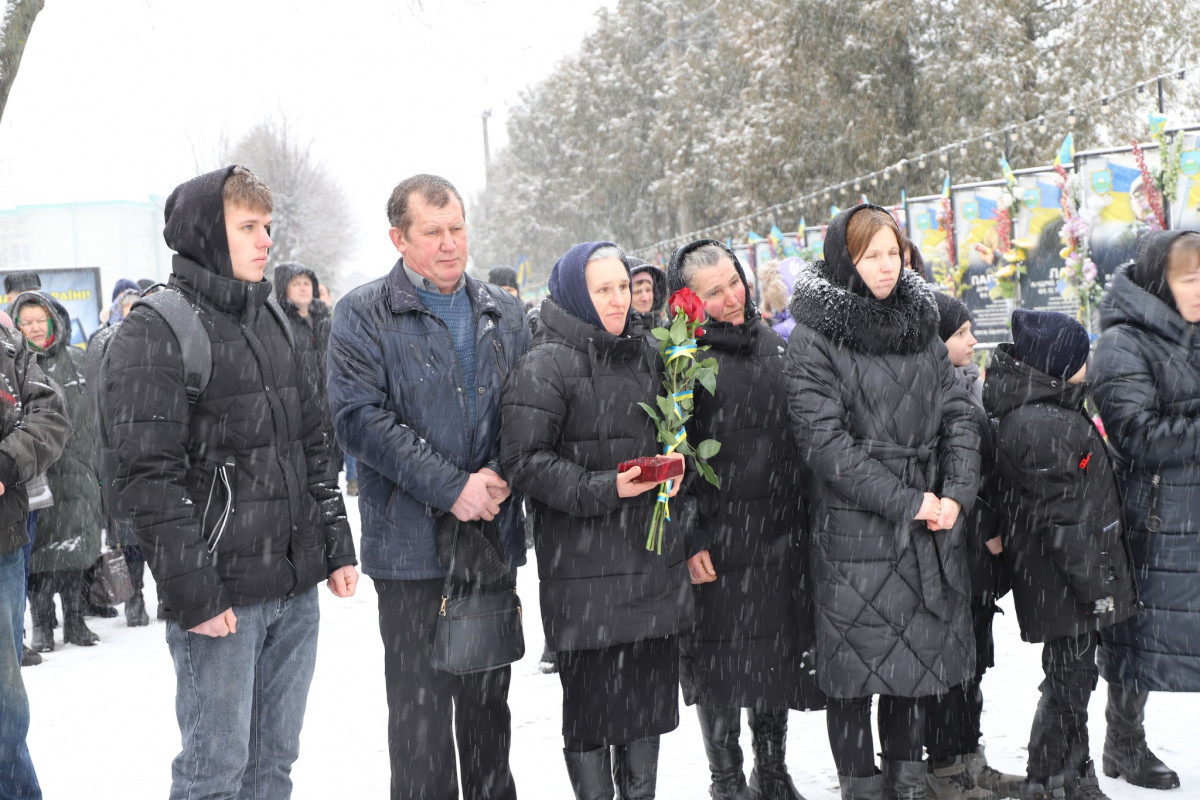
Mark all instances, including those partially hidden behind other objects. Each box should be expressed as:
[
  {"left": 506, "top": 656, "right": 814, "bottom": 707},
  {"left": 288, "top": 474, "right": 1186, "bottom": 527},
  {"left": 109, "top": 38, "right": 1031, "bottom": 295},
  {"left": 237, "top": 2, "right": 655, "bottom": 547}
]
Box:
[{"left": 914, "top": 492, "right": 961, "bottom": 532}]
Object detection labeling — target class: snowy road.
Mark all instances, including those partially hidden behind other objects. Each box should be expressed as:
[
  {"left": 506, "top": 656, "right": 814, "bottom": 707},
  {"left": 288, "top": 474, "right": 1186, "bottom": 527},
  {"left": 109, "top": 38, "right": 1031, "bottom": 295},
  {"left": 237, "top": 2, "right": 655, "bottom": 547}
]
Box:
[{"left": 21, "top": 491, "right": 1200, "bottom": 798}]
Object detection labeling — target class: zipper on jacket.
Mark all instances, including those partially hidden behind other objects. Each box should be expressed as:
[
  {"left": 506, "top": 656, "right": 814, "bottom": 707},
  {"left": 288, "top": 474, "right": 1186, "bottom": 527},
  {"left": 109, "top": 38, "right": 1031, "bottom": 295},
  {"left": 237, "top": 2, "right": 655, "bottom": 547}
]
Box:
[
  {"left": 203, "top": 460, "right": 235, "bottom": 554},
  {"left": 1142, "top": 472, "right": 1162, "bottom": 579}
]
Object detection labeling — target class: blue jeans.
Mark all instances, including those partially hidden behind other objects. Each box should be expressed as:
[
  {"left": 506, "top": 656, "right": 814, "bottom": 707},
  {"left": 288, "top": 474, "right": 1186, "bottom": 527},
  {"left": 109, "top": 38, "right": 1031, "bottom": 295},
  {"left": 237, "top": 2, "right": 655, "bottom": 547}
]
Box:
[
  {"left": 166, "top": 588, "right": 319, "bottom": 800},
  {"left": 344, "top": 454, "right": 356, "bottom": 483},
  {"left": 15, "top": 512, "right": 36, "bottom": 657},
  {"left": 0, "top": 546, "right": 41, "bottom": 799}
]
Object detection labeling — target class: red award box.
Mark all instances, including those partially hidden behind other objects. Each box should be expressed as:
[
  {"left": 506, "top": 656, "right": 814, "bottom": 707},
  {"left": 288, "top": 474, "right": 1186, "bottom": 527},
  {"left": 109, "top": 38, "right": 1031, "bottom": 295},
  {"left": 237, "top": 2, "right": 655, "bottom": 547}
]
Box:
[{"left": 617, "top": 456, "right": 684, "bottom": 483}]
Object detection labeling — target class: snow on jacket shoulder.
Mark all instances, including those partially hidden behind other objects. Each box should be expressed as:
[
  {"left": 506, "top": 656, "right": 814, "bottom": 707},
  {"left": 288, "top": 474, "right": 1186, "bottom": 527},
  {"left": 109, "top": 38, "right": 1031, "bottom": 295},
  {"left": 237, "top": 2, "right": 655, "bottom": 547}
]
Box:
[
  {"left": 984, "top": 343, "right": 1139, "bottom": 644},
  {"left": 327, "top": 260, "right": 530, "bottom": 581}
]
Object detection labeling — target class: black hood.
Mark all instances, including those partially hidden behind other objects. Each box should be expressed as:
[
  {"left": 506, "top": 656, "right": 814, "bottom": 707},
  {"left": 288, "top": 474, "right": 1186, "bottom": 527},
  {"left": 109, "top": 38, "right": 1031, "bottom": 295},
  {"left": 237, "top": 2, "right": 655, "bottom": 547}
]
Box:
[
  {"left": 823, "top": 203, "right": 897, "bottom": 300},
  {"left": 1129, "top": 229, "right": 1200, "bottom": 313},
  {"left": 273, "top": 261, "right": 329, "bottom": 320},
  {"left": 1100, "top": 262, "right": 1194, "bottom": 346},
  {"left": 628, "top": 258, "right": 668, "bottom": 314},
  {"left": 983, "top": 342, "right": 1088, "bottom": 419},
  {"left": 8, "top": 291, "right": 69, "bottom": 355},
  {"left": 665, "top": 238, "right": 758, "bottom": 318},
  {"left": 163, "top": 165, "right": 239, "bottom": 279}
]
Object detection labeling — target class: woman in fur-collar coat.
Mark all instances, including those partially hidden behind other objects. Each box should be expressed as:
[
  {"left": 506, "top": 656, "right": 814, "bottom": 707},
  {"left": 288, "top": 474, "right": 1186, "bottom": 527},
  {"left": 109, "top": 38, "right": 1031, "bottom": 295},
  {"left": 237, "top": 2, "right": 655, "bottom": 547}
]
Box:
[{"left": 784, "top": 204, "right": 980, "bottom": 799}]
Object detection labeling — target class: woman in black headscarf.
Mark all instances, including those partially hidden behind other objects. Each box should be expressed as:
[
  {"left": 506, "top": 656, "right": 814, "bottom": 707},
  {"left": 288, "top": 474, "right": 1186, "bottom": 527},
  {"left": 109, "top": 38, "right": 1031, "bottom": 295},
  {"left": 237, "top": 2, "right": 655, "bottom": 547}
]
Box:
[
  {"left": 1089, "top": 231, "right": 1200, "bottom": 792},
  {"left": 783, "top": 205, "right": 980, "bottom": 800},
  {"left": 501, "top": 241, "right": 692, "bottom": 800}
]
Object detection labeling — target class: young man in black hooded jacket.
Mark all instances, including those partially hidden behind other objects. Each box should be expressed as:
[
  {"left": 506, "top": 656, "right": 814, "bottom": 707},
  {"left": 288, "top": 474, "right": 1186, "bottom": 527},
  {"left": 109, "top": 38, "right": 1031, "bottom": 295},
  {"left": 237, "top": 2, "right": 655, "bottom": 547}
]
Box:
[{"left": 102, "top": 165, "right": 358, "bottom": 800}]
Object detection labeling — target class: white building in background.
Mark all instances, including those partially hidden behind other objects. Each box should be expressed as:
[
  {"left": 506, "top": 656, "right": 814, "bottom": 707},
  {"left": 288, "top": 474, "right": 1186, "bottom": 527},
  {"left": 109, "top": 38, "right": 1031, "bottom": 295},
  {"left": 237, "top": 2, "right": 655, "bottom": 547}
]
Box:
[{"left": 0, "top": 197, "right": 174, "bottom": 300}]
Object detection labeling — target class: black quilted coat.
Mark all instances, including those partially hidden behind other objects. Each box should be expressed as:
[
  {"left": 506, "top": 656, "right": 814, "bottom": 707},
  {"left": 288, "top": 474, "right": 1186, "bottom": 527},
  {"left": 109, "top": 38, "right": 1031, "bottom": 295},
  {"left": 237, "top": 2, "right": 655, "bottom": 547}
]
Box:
[
  {"left": 500, "top": 297, "right": 693, "bottom": 652},
  {"left": 983, "top": 343, "right": 1139, "bottom": 644},
  {"left": 666, "top": 240, "right": 824, "bottom": 711},
  {"left": 1093, "top": 243, "right": 1200, "bottom": 691},
  {"left": 783, "top": 211, "right": 980, "bottom": 699},
  {"left": 103, "top": 167, "right": 356, "bottom": 629}
]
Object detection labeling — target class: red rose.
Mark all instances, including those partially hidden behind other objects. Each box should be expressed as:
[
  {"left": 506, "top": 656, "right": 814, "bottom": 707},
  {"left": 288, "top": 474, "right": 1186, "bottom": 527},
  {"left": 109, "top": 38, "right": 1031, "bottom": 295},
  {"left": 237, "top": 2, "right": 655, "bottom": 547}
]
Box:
[{"left": 668, "top": 288, "right": 706, "bottom": 324}]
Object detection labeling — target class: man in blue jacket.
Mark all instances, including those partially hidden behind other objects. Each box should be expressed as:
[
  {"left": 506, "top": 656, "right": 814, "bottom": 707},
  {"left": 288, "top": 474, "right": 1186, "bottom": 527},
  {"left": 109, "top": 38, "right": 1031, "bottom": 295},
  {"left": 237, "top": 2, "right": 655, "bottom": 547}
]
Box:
[{"left": 328, "top": 174, "right": 530, "bottom": 800}]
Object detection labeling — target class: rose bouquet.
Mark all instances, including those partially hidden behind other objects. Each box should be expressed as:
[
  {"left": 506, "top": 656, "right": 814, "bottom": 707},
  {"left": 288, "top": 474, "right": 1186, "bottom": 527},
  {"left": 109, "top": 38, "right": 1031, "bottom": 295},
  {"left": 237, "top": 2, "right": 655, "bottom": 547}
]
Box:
[{"left": 635, "top": 287, "right": 721, "bottom": 554}]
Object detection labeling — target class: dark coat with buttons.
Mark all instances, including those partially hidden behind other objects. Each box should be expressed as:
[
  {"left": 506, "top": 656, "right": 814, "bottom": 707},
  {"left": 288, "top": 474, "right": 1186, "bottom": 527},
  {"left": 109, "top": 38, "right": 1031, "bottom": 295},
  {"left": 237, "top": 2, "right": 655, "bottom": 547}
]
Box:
[
  {"left": 666, "top": 240, "right": 824, "bottom": 710},
  {"left": 328, "top": 259, "right": 530, "bottom": 581},
  {"left": 784, "top": 209, "right": 980, "bottom": 699},
  {"left": 103, "top": 167, "right": 355, "bottom": 629},
  {"left": 1093, "top": 249, "right": 1200, "bottom": 690},
  {"left": 500, "top": 297, "right": 693, "bottom": 652},
  {"left": 983, "top": 343, "right": 1139, "bottom": 644}
]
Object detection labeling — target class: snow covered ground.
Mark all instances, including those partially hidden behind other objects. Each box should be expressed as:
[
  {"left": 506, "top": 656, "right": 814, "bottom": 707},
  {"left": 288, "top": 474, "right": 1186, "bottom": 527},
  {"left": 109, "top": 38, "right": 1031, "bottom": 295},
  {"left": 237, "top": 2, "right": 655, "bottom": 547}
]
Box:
[{"left": 21, "top": 490, "right": 1200, "bottom": 799}]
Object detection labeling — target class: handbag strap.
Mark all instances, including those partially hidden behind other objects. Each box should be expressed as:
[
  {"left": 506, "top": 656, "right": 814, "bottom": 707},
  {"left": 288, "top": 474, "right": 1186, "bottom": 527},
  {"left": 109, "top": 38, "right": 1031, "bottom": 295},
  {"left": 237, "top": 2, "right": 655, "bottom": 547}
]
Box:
[{"left": 438, "top": 521, "right": 461, "bottom": 617}]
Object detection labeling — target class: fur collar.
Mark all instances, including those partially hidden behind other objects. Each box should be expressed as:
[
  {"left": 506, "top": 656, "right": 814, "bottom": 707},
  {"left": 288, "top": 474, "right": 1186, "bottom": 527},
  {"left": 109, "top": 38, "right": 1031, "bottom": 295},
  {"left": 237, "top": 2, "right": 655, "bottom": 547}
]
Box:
[{"left": 788, "top": 259, "right": 939, "bottom": 355}]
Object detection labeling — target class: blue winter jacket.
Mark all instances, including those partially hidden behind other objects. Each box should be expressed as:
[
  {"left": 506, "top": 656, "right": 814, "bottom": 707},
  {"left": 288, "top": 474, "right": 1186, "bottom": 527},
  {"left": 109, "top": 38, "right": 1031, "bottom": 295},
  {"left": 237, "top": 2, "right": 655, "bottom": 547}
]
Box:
[{"left": 327, "top": 260, "right": 531, "bottom": 580}]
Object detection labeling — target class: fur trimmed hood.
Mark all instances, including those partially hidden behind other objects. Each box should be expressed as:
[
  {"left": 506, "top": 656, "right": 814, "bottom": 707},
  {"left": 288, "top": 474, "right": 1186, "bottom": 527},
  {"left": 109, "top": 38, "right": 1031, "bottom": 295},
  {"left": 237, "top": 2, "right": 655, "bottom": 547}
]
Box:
[{"left": 788, "top": 257, "right": 939, "bottom": 355}]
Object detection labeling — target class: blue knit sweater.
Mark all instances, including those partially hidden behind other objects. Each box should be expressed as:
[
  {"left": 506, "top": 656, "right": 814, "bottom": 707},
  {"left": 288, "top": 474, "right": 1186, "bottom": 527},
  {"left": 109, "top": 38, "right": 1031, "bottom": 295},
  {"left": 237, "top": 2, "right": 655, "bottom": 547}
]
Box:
[{"left": 416, "top": 286, "right": 477, "bottom": 425}]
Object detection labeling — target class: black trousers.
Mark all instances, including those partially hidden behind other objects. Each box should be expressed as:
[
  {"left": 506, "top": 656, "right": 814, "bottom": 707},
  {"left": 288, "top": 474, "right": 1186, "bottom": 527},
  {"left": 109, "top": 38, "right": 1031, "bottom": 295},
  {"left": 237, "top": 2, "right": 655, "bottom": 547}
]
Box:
[
  {"left": 827, "top": 695, "right": 925, "bottom": 777},
  {"left": 376, "top": 578, "right": 516, "bottom": 800},
  {"left": 1027, "top": 630, "right": 1098, "bottom": 781},
  {"left": 925, "top": 596, "right": 997, "bottom": 761}
]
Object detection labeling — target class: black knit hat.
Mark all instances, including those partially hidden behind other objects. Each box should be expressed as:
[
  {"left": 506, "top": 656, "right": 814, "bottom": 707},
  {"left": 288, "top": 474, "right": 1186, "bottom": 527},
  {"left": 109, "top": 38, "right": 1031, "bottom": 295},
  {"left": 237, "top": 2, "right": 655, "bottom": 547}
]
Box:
[
  {"left": 934, "top": 292, "right": 971, "bottom": 343},
  {"left": 488, "top": 266, "right": 520, "bottom": 291},
  {"left": 1011, "top": 309, "right": 1090, "bottom": 380},
  {"left": 3, "top": 271, "right": 41, "bottom": 294}
]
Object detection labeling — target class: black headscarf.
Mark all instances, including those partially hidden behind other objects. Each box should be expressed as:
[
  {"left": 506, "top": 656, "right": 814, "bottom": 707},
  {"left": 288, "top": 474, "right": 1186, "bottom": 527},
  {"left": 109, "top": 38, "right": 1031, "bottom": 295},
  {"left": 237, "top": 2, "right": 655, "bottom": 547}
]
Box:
[
  {"left": 1130, "top": 230, "right": 1200, "bottom": 313},
  {"left": 824, "top": 203, "right": 903, "bottom": 301}
]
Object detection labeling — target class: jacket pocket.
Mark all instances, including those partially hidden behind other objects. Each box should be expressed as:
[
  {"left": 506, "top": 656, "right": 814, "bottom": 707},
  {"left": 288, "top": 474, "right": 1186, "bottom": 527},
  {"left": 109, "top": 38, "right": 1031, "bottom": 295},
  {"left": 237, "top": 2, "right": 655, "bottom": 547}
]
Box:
[{"left": 200, "top": 460, "right": 236, "bottom": 555}]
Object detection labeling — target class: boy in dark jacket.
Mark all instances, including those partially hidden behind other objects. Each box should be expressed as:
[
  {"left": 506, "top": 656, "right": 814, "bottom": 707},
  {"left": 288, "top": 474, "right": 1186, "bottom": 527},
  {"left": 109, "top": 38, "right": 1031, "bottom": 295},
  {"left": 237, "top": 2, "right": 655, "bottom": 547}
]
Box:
[{"left": 983, "top": 310, "right": 1139, "bottom": 800}]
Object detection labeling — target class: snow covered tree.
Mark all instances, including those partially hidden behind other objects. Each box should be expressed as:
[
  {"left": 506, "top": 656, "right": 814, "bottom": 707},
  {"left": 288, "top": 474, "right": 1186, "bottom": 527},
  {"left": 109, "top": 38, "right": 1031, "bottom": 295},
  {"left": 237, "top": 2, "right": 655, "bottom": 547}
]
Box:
[
  {"left": 0, "top": 0, "right": 43, "bottom": 126},
  {"left": 220, "top": 117, "right": 355, "bottom": 285}
]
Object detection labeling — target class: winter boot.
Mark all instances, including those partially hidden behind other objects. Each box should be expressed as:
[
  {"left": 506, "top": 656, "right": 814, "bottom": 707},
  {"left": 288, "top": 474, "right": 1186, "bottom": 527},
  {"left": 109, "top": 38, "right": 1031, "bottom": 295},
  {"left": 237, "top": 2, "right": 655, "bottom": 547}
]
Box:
[
  {"left": 345, "top": 478, "right": 358, "bottom": 496},
  {"left": 612, "top": 736, "right": 659, "bottom": 800},
  {"left": 563, "top": 747, "right": 615, "bottom": 800},
  {"left": 747, "top": 708, "right": 805, "bottom": 799},
  {"left": 27, "top": 572, "right": 55, "bottom": 653},
  {"left": 61, "top": 570, "right": 100, "bottom": 646},
  {"left": 838, "top": 772, "right": 884, "bottom": 800},
  {"left": 21, "top": 644, "right": 42, "bottom": 667},
  {"left": 927, "top": 756, "right": 996, "bottom": 800},
  {"left": 1020, "top": 775, "right": 1066, "bottom": 800},
  {"left": 1102, "top": 685, "right": 1179, "bottom": 789},
  {"left": 697, "top": 705, "right": 752, "bottom": 799},
  {"left": 881, "top": 759, "right": 927, "bottom": 800},
  {"left": 125, "top": 559, "right": 150, "bottom": 627},
  {"left": 1064, "top": 760, "right": 1111, "bottom": 800},
  {"left": 965, "top": 747, "right": 1023, "bottom": 799}
]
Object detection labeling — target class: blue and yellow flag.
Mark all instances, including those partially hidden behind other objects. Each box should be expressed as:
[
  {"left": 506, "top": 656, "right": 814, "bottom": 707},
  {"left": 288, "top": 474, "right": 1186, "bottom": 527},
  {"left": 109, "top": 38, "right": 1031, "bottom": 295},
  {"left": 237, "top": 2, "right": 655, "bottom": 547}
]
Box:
[
  {"left": 829, "top": 204, "right": 840, "bottom": 219},
  {"left": 1054, "top": 134, "right": 1075, "bottom": 167},
  {"left": 999, "top": 156, "right": 1017, "bottom": 186},
  {"left": 747, "top": 230, "right": 764, "bottom": 244},
  {"left": 941, "top": 176, "right": 951, "bottom": 199},
  {"left": 515, "top": 255, "right": 531, "bottom": 289},
  {"left": 1149, "top": 111, "right": 1168, "bottom": 136}
]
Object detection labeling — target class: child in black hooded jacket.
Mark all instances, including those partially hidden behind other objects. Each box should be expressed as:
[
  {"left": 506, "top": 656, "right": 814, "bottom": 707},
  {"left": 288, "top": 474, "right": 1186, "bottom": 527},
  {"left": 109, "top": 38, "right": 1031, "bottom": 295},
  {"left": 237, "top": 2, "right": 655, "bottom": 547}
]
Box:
[{"left": 983, "top": 309, "right": 1139, "bottom": 800}]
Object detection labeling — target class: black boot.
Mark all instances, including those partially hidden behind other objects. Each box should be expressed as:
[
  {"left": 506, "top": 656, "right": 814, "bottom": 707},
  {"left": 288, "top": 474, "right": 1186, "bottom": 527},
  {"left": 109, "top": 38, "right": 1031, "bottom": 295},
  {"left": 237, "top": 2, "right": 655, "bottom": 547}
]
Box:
[
  {"left": 881, "top": 759, "right": 927, "bottom": 800},
  {"left": 1064, "top": 759, "right": 1111, "bottom": 800},
  {"left": 926, "top": 755, "right": 996, "bottom": 800},
  {"left": 839, "top": 772, "right": 884, "bottom": 800},
  {"left": 747, "top": 708, "right": 805, "bottom": 800},
  {"left": 125, "top": 559, "right": 150, "bottom": 627},
  {"left": 612, "top": 736, "right": 659, "bottom": 800},
  {"left": 697, "top": 705, "right": 751, "bottom": 799},
  {"left": 1102, "top": 684, "right": 1179, "bottom": 790},
  {"left": 964, "top": 746, "right": 1023, "bottom": 799},
  {"left": 564, "top": 747, "right": 615, "bottom": 800},
  {"left": 27, "top": 572, "right": 55, "bottom": 653},
  {"left": 21, "top": 644, "right": 42, "bottom": 666},
  {"left": 1020, "top": 774, "right": 1066, "bottom": 800},
  {"left": 61, "top": 570, "right": 100, "bottom": 646}
]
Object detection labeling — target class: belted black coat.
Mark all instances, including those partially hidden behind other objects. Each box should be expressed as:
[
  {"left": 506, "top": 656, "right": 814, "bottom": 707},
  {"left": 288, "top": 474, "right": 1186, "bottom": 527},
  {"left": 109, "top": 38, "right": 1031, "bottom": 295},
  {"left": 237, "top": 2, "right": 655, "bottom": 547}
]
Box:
[
  {"left": 783, "top": 223, "right": 979, "bottom": 699},
  {"left": 500, "top": 298, "right": 693, "bottom": 652}
]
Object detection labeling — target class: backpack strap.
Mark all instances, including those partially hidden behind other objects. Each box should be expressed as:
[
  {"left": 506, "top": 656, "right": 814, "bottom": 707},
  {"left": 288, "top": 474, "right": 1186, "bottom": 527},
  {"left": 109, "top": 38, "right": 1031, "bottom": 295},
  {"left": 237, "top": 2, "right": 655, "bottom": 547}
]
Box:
[
  {"left": 263, "top": 297, "right": 296, "bottom": 353},
  {"left": 134, "top": 290, "right": 212, "bottom": 403}
]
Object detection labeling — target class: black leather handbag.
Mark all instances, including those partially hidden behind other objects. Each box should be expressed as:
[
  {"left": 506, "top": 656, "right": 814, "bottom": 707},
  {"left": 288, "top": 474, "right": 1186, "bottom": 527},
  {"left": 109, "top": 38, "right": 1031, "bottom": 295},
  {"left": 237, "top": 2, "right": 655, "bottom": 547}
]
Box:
[{"left": 430, "top": 518, "right": 525, "bottom": 675}]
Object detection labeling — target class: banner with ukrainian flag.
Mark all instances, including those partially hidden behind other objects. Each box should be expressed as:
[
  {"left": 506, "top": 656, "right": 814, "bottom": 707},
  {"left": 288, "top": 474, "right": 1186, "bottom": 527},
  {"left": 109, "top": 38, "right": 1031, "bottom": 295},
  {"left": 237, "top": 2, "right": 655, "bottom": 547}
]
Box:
[
  {"left": 515, "top": 254, "right": 532, "bottom": 290},
  {"left": 905, "top": 194, "right": 951, "bottom": 280},
  {"left": 1173, "top": 130, "right": 1200, "bottom": 232}
]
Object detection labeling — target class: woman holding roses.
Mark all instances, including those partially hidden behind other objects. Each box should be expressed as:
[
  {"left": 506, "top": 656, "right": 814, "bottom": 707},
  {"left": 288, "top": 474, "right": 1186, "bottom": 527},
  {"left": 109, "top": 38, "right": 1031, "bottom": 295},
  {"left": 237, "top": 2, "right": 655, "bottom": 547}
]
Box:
[
  {"left": 666, "top": 240, "right": 824, "bottom": 800},
  {"left": 500, "top": 241, "right": 692, "bottom": 800},
  {"left": 784, "top": 205, "right": 980, "bottom": 800}
]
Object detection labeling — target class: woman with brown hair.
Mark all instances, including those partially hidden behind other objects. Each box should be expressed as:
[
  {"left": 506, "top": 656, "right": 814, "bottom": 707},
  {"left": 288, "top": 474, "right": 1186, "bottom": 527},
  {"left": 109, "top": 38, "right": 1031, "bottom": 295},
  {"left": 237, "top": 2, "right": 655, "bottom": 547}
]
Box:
[{"left": 784, "top": 204, "right": 981, "bottom": 800}]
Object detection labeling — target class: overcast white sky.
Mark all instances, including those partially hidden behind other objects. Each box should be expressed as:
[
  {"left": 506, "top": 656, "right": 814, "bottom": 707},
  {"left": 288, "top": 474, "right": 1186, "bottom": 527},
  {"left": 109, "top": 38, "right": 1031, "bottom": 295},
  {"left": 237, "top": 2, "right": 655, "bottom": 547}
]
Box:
[{"left": 0, "top": 0, "right": 613, "bottom": 274}]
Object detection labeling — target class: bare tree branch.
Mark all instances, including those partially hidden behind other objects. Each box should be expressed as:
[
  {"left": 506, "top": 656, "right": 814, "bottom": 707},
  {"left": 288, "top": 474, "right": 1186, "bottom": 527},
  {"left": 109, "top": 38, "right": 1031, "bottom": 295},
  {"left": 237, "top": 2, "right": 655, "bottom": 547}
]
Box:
[{"left": 0, "top": 0, "right": 45, "bottom": 126}]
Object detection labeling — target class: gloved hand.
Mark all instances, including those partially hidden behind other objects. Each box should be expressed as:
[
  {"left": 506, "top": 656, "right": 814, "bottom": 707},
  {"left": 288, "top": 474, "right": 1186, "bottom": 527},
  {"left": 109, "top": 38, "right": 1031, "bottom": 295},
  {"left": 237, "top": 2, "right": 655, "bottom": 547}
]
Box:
[{"left": 1093, "top": 596, "right": 1115, "bottom": 615}]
